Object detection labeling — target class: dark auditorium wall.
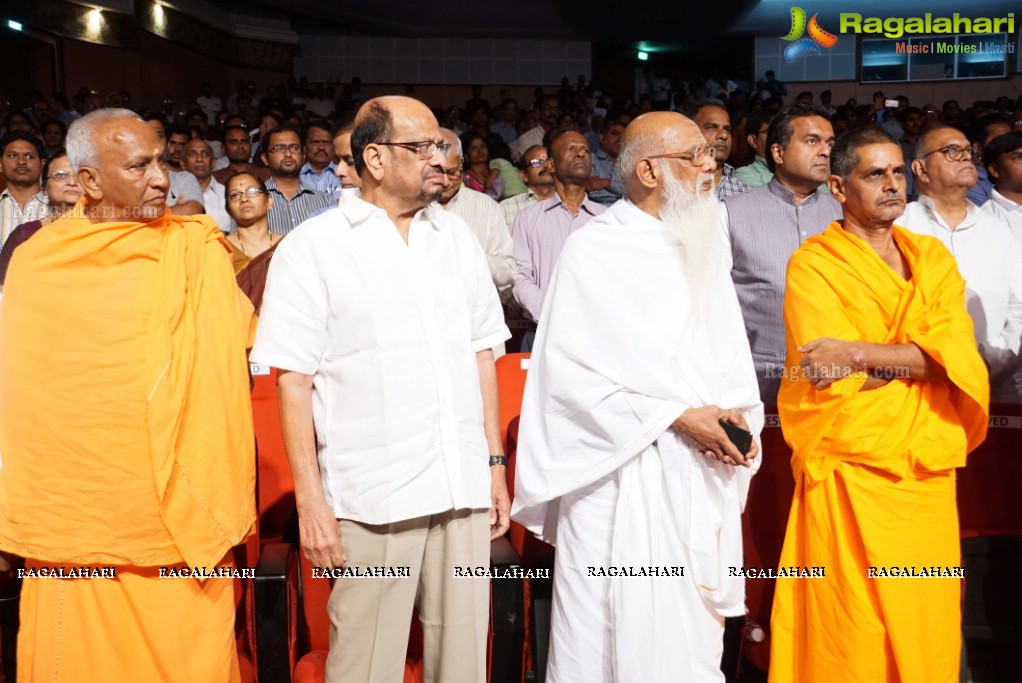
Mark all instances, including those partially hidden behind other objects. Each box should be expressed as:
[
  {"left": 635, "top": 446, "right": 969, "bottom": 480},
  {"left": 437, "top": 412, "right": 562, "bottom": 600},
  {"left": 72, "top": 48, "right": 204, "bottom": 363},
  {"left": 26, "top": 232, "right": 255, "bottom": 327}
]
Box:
[{"left": 60, "top": 34, "right": 290, "bottom": 113}]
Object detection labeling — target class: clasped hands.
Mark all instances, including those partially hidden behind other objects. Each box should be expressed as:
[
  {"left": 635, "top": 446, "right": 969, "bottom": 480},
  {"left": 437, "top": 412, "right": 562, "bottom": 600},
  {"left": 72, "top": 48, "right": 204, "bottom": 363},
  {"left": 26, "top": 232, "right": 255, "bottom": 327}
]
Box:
[{"left": 671, "top": 406, "right": 758, "bottom": 468}]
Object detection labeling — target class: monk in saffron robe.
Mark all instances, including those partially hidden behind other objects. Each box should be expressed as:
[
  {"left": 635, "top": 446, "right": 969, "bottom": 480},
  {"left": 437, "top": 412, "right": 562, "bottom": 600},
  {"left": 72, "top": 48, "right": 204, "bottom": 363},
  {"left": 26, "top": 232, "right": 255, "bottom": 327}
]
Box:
[
  {"left": 0, "top": 109, "right": 256, "bottom": 681},
  {"left": 769, "top": 128, "right": 988, "bottom": 683}
]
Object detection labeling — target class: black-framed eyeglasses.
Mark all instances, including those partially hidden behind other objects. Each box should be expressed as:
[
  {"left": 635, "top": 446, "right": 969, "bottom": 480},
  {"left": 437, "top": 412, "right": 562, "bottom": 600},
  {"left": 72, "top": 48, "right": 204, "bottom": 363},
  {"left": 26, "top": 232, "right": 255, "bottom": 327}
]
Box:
[
  {"left": 227, "top": 187, "right": 268, "bottom": 202},
  {"left": 268, "top": 143, "right": 302, "bottom": 154},
  {"left": 922, "top": 144, "right": 977, "bottom": 163},
  {"left": 526, "top": 157, "right": 549, "bottom": 167},
  {"left": 47, "top": 170, "right": 76, "bottom": 182},
  {"left": 375, "top": 140, "right": 451, "bottom": 159},
  {"left": 647, "top": 144, "right": 714, "bottom": 166}
]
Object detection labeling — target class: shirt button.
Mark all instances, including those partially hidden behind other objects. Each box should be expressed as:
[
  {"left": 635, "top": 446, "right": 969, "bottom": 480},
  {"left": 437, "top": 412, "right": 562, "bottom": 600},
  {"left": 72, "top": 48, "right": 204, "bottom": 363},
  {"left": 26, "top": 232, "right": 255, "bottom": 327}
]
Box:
[{"left": 801, "top": 231, "right": 807, "bottom": 236}]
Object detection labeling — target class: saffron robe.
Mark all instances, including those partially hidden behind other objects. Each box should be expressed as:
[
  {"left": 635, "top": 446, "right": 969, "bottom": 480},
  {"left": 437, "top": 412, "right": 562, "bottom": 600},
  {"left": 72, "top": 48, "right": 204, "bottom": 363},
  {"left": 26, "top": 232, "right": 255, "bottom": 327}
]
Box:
[
  {"left": 0, "top": 202, "right": 256, "bottom": 681},
  {"left": 769, "top": 223, "right": 988, "bottom": 683}
]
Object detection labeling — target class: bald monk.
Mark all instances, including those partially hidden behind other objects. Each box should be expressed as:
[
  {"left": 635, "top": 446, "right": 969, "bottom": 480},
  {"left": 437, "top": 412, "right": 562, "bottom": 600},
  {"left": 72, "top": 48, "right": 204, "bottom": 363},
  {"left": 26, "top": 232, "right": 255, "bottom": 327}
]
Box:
[
  {"left": 0, "top": 108, "right": 256, "bottom": 682},
  {"left": 770, "top": 127, "right": 988, "bottom": 682},
  {"left": 512, "top": 112, "right": 763, "bottom": 682}
]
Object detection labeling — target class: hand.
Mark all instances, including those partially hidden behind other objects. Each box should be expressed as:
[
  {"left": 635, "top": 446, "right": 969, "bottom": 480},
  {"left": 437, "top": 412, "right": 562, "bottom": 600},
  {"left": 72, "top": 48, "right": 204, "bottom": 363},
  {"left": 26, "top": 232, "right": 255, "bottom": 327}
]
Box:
[
  {"left": 670, "top": 405, "right": 752, "bottom": 468},
  {"left": 297, "top": 497, "right": 346, "bottom": 570},
  {"left": 489, "top": 467, "right": 511, "bottom": 540},
  {"left": 798, "top": 337, "right": 865, "bottom": 390}
]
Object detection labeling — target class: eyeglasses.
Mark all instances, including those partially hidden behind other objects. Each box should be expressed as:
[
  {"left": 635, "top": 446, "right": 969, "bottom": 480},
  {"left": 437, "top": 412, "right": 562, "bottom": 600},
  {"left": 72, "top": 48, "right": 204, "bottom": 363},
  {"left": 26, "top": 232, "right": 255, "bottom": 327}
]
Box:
[
  {"left": 525, "top": 157, "right": 549, "bottom": 167},
  {"left": 268, "top": 143, "right": 302, "bottom": 154},
  {"left": 227, "top": 187, "right": 267, "bottom": 202},
  {"left": 47, "top": 170, "right": 76, "bottom": 182},
  {"left": 375, "top": 140, "right": 451, "bottom": 159},
  {"left": 444, "top": 167, "right": 463, "bottom": 178},
  {"left": 648, "top": 144, "right": 715, "bottom": 166},
  {"left": 922, "top": 144, "right": 977, "bottom": 163}
]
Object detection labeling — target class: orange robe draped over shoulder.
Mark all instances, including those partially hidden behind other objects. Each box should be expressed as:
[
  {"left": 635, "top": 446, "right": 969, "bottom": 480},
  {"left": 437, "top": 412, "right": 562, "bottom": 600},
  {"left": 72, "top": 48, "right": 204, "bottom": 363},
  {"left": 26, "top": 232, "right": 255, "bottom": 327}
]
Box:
[
  {"left": 768, "top": 223, "right": 988, "bottom": 683},
  {"left": 0, "top": 203, "right": 256, "bottom": 682}
]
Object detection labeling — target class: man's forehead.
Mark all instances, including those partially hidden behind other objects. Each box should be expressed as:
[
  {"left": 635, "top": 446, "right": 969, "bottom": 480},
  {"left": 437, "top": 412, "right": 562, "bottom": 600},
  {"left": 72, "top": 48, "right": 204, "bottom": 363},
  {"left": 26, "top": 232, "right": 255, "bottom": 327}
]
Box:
[
  {"left": 186, "top": 139, "right": 211, "bottom": 152},
  {"left": 793, "top": 116, "right": 833, "bottom": 137},
  {"left": 855, "top": 143, "right": 903, "bottom": 168},
  {"left": 525, "top": 148, "right": 548, "bottom": 162},
  {"left": 696, "top": 106, "right": 729, "bottom": 124},
  {"left": 928, "top": 129, "right": 968, "bottom": 149},
  {"left": 3, "top": 140, "right": 36, "bottom": 154}
]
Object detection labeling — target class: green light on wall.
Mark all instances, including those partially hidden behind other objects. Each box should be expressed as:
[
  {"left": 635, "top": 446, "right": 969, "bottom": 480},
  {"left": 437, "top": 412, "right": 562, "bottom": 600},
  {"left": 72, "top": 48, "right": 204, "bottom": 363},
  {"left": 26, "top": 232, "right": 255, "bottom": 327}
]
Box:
[
  {"left": 637, "top": 51, "right": 649, "bottom": 61},
  {"left": 7, "top": 19, "right": 23, "bottom": 31}
]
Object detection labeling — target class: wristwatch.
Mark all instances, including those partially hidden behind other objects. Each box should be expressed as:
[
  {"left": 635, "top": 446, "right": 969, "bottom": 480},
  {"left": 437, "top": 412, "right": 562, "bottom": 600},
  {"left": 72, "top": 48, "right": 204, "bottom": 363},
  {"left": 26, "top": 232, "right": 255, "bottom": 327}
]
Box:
[{"left": 489, "top": 455, "right": 508, "bottom": 467}]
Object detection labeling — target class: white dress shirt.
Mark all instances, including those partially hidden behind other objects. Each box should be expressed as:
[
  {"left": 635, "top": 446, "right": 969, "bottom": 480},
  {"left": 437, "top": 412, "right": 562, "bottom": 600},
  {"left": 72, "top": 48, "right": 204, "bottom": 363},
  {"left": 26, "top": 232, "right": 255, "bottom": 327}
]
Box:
[
  {"left": 200, "top": 177, "right": 232, "bottom": 233},
  {"left": 250, "top": 196, "right": 511, "bottom": 524},
  {"left": 981, "top": 189, "right": 1022, "bottom": 243},
  {"left": 899, "top": 195, "right": 1022, "bottom": 402}
]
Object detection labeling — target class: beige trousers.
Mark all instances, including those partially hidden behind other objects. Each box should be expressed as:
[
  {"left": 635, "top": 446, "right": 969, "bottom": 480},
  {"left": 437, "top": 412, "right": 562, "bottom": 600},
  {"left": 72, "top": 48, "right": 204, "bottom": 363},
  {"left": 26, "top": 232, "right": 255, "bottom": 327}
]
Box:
[{"left": 324, "top": 507, "right": 490, "bottom": 683}]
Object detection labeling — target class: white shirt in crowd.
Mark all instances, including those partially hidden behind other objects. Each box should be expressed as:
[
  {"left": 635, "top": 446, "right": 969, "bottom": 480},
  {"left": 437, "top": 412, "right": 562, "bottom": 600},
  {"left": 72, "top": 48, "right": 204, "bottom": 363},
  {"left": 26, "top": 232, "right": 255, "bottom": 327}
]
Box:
[
  {"left": 441, "top": 187, "right": 516, "bottom": 300},
  {"left": 200, "top": 176, "right": 232, "bottom": 234},
  {"left": 250, "top": 196, "right": 510, "bottom": 524},
  {"left": 899, "top": 195, "right": 1022, "bottom": 402},
  {"left": 981, "top": 189, "right": 1022, "bottom": 242}
]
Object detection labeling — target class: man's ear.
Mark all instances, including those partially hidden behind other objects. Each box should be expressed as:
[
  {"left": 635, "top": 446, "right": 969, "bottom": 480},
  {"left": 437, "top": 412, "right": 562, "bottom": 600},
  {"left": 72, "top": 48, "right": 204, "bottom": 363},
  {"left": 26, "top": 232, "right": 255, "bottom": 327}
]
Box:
[
  {"left": 987, "top": 162, "right": 1000, "bottom": 182},
  {"left": 636, "top": 158, "right": 659, "bottom": 190},
  {"left": 911, "top": 158, "right": 927, "bottom": 184},
  {"left": 77, "top": 166, "right": 103, "bottom": 203},
  {"left": 746, "top": 133, "right": 758, "bottom": 151},
  {"left": 828, "top": 174, "right": 846, "bottom": 204},
  {"left": 362, "top": 145, "right": 385, "bottom": 182},
  {"left": 770, "top": 143, "right": 784, "bottom": 169}
]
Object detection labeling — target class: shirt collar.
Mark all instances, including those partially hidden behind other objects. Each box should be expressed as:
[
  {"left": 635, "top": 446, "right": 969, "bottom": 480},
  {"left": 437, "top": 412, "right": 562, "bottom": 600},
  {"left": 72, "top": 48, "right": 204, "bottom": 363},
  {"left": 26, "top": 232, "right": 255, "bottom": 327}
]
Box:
[
  {"left": 265, "top": 176, "right": 315, "bottom": 196},
  {"left": 341, "top": 194, "right": 443, "bottom": 230},
  {"left": 543, "top": 191, "right": 601, "bottom": 216},
  {"left": 916, "top": 193, "right": 981, "bottom": 231},
  {"left": 766, "top": 177, "right": 818, "bottom": 206},
  {"left": 0, "top": 188, "right": 47, "bottom": 205},
  {"left": 300, "top": 162, "right": 336, "bottom": 177},
  {"left": 990, "top": 189, "right": 1022, "bottom": 214}
]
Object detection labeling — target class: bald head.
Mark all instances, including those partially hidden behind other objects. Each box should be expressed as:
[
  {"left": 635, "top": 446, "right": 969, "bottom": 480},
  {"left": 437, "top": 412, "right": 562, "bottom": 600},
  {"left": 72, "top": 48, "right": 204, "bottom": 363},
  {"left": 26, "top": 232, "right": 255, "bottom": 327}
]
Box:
[
  {"left": 618, "top": 112, "right": 713, "bottom": 211},
  {"left": 351, "top": 95, "right": 449, "bottom": 210}
]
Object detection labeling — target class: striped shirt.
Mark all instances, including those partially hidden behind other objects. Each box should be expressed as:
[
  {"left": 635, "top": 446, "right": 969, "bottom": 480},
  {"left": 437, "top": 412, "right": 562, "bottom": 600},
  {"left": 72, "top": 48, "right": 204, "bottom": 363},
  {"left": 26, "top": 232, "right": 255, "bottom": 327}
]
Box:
[
  {"left": 511, "top": 192, "right": 606, "bottom": 322},
  {"left": 0, "top": 189, "right": 48, "bottom": 250},
  {"left": 721, "top": 178, "right": 842, "bottom": 402},
  {"left": 265, "top": 177, "right": 336, "bottom": 236},
  {"left": 500, "top": 190, "right": 542, "bottom": 233}
]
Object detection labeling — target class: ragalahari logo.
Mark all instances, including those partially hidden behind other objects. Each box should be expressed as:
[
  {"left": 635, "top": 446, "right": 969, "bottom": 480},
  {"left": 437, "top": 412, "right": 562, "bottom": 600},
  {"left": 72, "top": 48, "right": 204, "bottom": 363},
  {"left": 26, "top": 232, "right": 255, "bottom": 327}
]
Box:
[{"left": 781, "top": 7, "right": 838, "bottom": 62}]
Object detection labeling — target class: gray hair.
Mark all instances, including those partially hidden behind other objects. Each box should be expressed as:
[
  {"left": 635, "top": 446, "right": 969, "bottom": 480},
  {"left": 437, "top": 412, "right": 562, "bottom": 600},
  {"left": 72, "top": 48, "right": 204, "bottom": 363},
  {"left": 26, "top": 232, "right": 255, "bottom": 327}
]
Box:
[
  {"left": 616, "top": 128, "right": 660, "bottom": 185},
  {"left": 439, "top": 127, "right": 463, "bottom": 161},
  {"left": 66, "top": 108, "right": 143, "bottom": 172}
]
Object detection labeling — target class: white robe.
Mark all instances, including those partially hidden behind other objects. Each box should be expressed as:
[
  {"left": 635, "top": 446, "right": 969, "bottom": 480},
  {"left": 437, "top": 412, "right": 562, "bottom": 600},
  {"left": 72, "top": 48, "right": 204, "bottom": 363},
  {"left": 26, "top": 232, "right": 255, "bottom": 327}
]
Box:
[{"left": 510, "top": 199, "right": 763, "bottom": 682}]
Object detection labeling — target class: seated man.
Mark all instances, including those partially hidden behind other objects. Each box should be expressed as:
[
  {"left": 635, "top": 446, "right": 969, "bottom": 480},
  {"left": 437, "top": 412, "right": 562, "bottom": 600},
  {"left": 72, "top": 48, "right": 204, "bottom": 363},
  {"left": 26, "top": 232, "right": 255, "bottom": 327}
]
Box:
[
  {"left": 0, "top": 108, "right": 255, "bottom": 681},
  {"left": 770, "top": 127, "right": 989, "bottom": 683},
  {"left": 691, "top": 100, "right": 752, "bottom": 198},
  {"left": 982, "top": 131, "right": 1022, "bottom": 237},
  {"left": 513, "top": 111, "right": 763, "bottom": 682}
]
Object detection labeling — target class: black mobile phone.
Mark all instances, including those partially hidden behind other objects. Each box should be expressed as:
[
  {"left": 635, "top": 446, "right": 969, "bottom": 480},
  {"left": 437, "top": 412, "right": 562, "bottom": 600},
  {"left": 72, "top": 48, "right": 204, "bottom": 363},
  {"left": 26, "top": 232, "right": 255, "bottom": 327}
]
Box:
[{"left": 718, "top": 419, "right": 753, "bottom": 455}]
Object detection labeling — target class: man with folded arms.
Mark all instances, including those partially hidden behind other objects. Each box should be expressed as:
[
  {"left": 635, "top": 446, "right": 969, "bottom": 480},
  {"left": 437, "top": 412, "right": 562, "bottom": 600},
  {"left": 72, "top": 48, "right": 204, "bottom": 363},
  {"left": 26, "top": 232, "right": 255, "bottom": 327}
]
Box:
[
  {"left": 770, "top": 127, "right": 988, "bottom": 683},
  {"left": 0, "top": 108, "right": 256, "bottom": 681},
  {"left": 513, "top": 111, "right": 763, "bottom": 682}
]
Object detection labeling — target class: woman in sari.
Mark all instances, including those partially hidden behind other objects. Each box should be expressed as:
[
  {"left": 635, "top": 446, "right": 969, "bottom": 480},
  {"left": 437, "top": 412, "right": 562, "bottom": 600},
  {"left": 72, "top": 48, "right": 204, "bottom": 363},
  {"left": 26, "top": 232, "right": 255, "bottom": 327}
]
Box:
[{"left": 224, "top": 172, "right": 280, "bottom": 313}]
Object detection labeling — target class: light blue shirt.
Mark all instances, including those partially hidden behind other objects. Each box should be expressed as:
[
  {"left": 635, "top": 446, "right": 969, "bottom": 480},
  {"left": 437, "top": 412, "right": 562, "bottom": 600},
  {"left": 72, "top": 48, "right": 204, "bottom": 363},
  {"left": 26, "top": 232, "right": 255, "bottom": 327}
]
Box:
[{"left": 300, "top": 162, "right": 340, "bottom": 199}]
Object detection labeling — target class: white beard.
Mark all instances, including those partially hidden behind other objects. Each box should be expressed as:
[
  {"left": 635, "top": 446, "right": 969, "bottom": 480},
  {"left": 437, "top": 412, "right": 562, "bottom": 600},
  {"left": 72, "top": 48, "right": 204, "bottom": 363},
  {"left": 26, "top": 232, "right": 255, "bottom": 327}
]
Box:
[{"left": 657, "top": 166, "right": 721, "bottom": 296}]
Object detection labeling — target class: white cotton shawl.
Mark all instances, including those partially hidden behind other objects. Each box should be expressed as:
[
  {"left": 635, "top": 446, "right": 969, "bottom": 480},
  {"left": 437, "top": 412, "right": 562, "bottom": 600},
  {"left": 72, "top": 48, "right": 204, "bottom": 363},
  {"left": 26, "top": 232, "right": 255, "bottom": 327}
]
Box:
[{"left": 510, "top": 199, "right": 763, "bottom": 680}]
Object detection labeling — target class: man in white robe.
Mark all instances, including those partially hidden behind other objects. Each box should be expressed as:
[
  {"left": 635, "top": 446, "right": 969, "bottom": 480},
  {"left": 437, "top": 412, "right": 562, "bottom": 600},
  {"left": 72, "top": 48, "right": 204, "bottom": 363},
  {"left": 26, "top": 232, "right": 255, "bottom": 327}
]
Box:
[{"left": 511, "top": 111, "right": 764, "bottom": 683}]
